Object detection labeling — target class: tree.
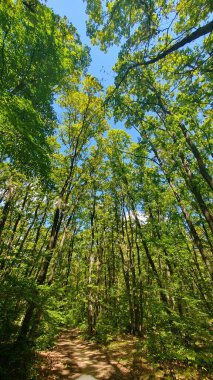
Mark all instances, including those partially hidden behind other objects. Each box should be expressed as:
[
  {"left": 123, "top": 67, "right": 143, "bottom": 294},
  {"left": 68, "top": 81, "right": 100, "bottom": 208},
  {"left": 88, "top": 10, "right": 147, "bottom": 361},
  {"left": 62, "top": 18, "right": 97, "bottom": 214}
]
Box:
[
  {"left": 16, "top": 75, "right": 108, "bottom": 342},
  {"left": 0, "top": 0, "right": 212, "bottom": 373},
  {"left": 0, "top": 0, "right": 89, "bottom": 178}
]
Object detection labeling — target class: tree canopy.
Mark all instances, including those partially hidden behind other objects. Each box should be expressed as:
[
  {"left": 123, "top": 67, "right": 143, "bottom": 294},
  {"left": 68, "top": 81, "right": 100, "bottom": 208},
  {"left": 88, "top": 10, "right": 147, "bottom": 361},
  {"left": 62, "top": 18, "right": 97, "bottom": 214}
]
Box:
[
  {"left": 0, "top": 0, "right": 212, "bottom": 378},
  {"left": 0, "top": 0, "right": 89, "bottom": 178}
]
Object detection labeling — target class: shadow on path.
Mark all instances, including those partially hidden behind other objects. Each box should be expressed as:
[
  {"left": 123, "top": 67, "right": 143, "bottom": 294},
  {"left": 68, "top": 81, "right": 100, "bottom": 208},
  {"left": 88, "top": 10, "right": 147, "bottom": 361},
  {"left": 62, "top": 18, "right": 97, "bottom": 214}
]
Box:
[
  {"left": 38, "top": 330, "right": 212, "bottom": 380},
  {"left": 39, "top": 330, "right": 132, "bottom": 380}
]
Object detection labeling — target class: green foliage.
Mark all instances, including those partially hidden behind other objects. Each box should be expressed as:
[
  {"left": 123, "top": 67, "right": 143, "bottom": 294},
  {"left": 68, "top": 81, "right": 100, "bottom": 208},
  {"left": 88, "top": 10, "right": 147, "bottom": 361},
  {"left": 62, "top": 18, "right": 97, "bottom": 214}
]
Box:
[
  {"left": 0, "top": 0, "right": 212, "bottom": 376},
  {"left": 33, "top": 288, "right": 69, "bottom": 350},
  {"left": 0, "top": 274, "right": 37, "bottom": 341},
  {"left": 92, "top": 320, "right": 115, "bottom": 344},
  {"left": 0, "top": 0, "right": 89, "bottom": 178}
]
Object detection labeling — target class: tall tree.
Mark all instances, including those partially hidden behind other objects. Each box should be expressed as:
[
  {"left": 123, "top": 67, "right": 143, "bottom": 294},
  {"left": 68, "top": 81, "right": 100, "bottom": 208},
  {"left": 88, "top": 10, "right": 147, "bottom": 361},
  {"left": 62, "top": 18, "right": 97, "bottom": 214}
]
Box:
[{"left": 0, "top": 0, "right": 89, "bottom": 178}]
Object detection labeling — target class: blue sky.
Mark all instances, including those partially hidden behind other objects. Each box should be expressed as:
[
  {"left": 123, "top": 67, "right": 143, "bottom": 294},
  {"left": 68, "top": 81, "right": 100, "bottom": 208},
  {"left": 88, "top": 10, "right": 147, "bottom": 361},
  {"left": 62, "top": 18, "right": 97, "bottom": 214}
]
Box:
[
  {"left": 46, "top": 0, "right": 118, "bottom": 86},
  {"left": 46, "top": 0, "right": 138, "bottom": 142}
]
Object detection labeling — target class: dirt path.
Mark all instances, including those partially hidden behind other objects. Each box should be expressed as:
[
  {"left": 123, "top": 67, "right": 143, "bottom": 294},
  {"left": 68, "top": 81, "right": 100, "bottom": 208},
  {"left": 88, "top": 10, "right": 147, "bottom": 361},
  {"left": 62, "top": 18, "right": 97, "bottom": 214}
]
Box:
[
  {"left": 38, "top": 330, "right": 212, "bottom": 380},
  {"left": 39, "top": 330, "right": 130, "bottom": 380}
]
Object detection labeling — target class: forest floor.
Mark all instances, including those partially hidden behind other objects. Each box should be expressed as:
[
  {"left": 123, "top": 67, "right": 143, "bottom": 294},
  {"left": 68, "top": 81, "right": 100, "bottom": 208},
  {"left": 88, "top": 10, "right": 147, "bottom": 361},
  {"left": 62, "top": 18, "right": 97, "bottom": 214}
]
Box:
[{"left": 37, "top": 329, "right": 212, "bottom": 380}]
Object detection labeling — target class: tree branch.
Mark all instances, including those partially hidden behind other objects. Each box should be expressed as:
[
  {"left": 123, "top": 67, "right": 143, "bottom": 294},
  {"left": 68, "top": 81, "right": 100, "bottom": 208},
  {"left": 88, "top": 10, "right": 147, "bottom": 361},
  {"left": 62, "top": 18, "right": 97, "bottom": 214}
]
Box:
[{"left": 110, "top": 20, "right": 213, "bottom": 96}]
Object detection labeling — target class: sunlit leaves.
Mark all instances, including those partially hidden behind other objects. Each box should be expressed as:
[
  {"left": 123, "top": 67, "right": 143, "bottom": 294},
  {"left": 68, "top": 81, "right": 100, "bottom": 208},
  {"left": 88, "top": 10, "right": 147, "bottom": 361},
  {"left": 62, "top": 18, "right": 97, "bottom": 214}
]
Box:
[{"left": 0, "top": 0, "right": 89, "bottom": 178}]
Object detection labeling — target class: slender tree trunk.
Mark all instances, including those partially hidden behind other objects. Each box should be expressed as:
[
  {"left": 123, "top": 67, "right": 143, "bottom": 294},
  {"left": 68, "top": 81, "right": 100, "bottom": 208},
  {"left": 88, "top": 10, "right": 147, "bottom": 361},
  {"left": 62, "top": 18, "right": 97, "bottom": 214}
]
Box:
[
  {"left": 0, "top": 188, "right": 15, "bottom": 238},
  {"left": 115, "top": 207, "right": 135, "bottom": 333},
  {"left": 17, "top": 202, "right": 40, "bottom": 255},
  {"left": 151, "top": 142, "right": 210, "bottom": 272},
  {"left": 7, "top": 186, "right": 30, "bottom": 248},
  {"left": 88, "top": 194, "right": 96, "bottom": 336},
  {"left": 180, "top": 156, "right": 213, "bottom": 233},
  {"left": 135, "top": 225, "right": 144, "bottom": 335},
  {"left": 148, "top": 83, "right": 213, "bottom": 191}
]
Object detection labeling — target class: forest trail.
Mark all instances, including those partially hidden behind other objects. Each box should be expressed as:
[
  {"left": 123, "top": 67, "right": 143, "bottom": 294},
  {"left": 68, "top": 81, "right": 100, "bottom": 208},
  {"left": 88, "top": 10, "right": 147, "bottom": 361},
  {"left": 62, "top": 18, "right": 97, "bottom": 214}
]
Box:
[
  {"left": 38, "top": 329, "right": 151, "bottom": 380},
  {"left": 38, "top": 329, "right": 211, "bottom": 380}
]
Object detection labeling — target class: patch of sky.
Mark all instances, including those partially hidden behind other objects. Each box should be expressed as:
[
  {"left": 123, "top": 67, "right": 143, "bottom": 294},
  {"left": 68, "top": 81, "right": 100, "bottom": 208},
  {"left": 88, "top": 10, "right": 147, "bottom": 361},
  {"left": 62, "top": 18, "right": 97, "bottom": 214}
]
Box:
[
  {"left": 46, "top": 0, "right": 139, "bottom": 143},
  {"left": 46, "top": 0, "right": 117, "bottom": 86}
]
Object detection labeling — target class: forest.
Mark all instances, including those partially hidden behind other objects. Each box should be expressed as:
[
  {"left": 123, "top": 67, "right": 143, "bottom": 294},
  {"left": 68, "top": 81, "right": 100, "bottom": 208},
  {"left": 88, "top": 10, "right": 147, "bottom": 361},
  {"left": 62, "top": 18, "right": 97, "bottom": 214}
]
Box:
[{"left": 0, "top": 0, "right": 212, "bottom": 379}]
